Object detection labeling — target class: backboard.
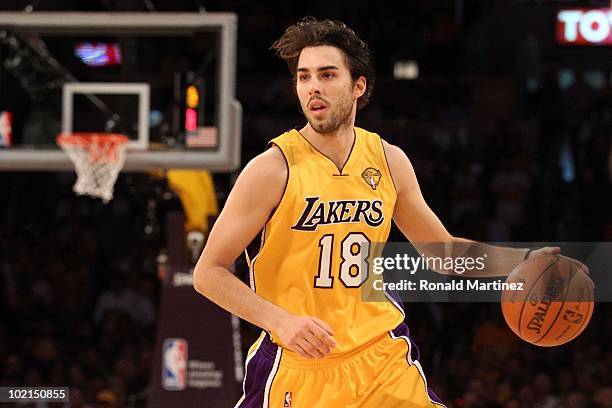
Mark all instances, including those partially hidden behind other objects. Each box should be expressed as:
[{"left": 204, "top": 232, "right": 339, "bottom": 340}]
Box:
[{"left": 0, "top": 12, "right": 241, "bottom": 171}]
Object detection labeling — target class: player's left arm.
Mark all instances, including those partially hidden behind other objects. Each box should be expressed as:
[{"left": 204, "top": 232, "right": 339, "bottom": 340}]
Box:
[{"left": 383, "top": 140, "right": 577, "bottom": 277}]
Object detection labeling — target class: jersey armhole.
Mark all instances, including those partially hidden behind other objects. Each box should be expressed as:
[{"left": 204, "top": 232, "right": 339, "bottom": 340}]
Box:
[
  {"left": 244, "top": 142, "right": 290, "bottom": 269},
  {"left": 378, "top": 137, "right": 398, "bottom": 195},
  {"left": 265, "top": 142, "right": 290, "bottom": 225}
]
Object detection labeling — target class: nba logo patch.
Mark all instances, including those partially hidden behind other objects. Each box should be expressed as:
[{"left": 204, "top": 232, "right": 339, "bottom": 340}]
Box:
[
  {"left": 284, "top": 391, "right": 292, "bottom": 407},
  {"left": 162, "top": 338, "right": 188, "bottom": 390}
]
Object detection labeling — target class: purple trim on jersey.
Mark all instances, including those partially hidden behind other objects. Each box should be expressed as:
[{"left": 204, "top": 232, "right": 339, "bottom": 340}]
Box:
[
  {"left": 236, "top": 335, "right": 279, "bottom": 408},
  {"left": 384, "top": 287, "right": 406, "bottom": 317},
  {"left": 427, "top": 387, "right": 445, "bottom": 405},
  {"left": 392, "top": 322, "right": 420, "bottom": 362},
  {"left": 385, "top": 287, "right": 404, "bottom": 307}
]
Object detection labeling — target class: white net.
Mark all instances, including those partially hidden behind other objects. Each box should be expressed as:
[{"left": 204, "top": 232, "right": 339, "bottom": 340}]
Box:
[{"left": 57, "top": 133, "right": 128, "bottom": 203}]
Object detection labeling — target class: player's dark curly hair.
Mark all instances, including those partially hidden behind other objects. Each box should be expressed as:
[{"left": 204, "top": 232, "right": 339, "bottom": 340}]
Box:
[{"left": 271, "top": 16, "right": 375, "bottom": 110}]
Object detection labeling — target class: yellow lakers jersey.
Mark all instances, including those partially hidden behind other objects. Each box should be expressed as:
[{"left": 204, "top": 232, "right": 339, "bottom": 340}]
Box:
[{"left": 250, "top": 127, "right": 404, "bottom": 355}]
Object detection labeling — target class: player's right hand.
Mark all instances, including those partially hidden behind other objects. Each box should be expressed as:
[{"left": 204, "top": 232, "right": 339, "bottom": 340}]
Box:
[{"left": 275, "top": 314, "right": 336, "bottom": 359}]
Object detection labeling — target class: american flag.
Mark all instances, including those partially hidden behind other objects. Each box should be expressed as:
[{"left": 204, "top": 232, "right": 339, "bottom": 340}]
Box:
[{"left": 186, "top": 126, "right": 217, "bottom": 148}]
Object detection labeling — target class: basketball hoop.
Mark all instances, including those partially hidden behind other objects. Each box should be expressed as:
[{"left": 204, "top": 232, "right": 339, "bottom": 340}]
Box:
[{"left": 57, "top": 132, "right": 129, "bottom": 203}]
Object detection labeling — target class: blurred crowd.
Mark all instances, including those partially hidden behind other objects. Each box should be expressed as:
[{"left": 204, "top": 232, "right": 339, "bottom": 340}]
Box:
[{"left": 0, "top": 175, "right": 162, "bottom": 406}]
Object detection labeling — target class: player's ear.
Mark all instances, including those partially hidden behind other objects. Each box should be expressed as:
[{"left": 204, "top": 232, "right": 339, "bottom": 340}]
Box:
[{"left": 353, "top": 76, "right": 366, "bottom": 99}]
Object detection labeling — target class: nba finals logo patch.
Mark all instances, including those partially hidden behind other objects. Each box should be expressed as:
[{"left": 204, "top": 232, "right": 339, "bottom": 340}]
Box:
[
  {"left": 361, "top": 167, "right": 382, "bottom": 190},
  {"left": 162, "top": 338, "right": 188, "bottom": 390},
  {"left": 284, "top": 391, "right": 292, "bottom": 407}
]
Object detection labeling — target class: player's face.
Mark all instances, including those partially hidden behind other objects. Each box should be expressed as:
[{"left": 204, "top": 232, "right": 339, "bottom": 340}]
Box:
[{"left": 296, "top": 46, "right": 365, "bottom": 134}]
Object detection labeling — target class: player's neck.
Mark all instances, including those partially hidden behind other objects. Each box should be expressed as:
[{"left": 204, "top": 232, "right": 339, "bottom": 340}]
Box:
[{"left": 300, "top": 123, "right": 355, "bottom": 170}]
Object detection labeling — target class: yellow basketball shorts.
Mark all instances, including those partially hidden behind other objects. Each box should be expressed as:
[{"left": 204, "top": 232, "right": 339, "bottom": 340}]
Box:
[{"left": 234, "top": 323, "right": 446, "bottom": 408}]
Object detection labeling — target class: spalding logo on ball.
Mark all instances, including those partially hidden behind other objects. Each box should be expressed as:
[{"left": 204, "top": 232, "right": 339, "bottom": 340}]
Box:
[{"left": 501, "top": 254, "right": 594, "bottom": 347}]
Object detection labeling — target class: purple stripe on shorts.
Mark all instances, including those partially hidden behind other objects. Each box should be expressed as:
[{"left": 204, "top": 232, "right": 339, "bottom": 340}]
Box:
[
  {"left": 236, "top": 334, "right": 279, "bottom": 408},
  {"left": 392, "top": 323, "right": 445, "bottom": 406}
]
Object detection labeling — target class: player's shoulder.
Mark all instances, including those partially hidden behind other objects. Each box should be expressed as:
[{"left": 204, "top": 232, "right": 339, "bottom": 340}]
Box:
[
  {"left": 377, "top": 138, "right": 415, "bottom": 196},
  {"left": 379, "top": 138, "right": 409, "bottom": 163},
  {"left": 245, "top": 144, "right": 287, "bottom": 175},
  {"left": 238, "top": 144, "right": 287, "bottom": 191},
  {"left": 268, "top": 129, "right": 302, "bottom": 149}
]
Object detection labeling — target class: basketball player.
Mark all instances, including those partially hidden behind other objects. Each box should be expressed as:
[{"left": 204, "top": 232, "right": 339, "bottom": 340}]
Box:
[{"left": 193, "top": 17, "right": 567, "bottom": 407}]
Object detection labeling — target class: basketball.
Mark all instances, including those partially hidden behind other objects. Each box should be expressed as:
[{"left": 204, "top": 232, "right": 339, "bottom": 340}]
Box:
[{"left": 501, "top": 254, "right": 594, "bottom": 347}]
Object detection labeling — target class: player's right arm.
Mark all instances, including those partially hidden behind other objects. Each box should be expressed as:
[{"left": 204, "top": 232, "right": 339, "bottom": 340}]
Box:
[{"left": 193, "top": 146, "right": 336, "bottom": 359}]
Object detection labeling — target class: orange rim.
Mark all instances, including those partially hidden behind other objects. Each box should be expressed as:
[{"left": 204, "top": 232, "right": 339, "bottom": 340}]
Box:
[
  {"left": 56, "top": 132, "right": 129, "bottom": 145},
  {"left": 56, "top": 133, "right": 129, "bottom": 162}
]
